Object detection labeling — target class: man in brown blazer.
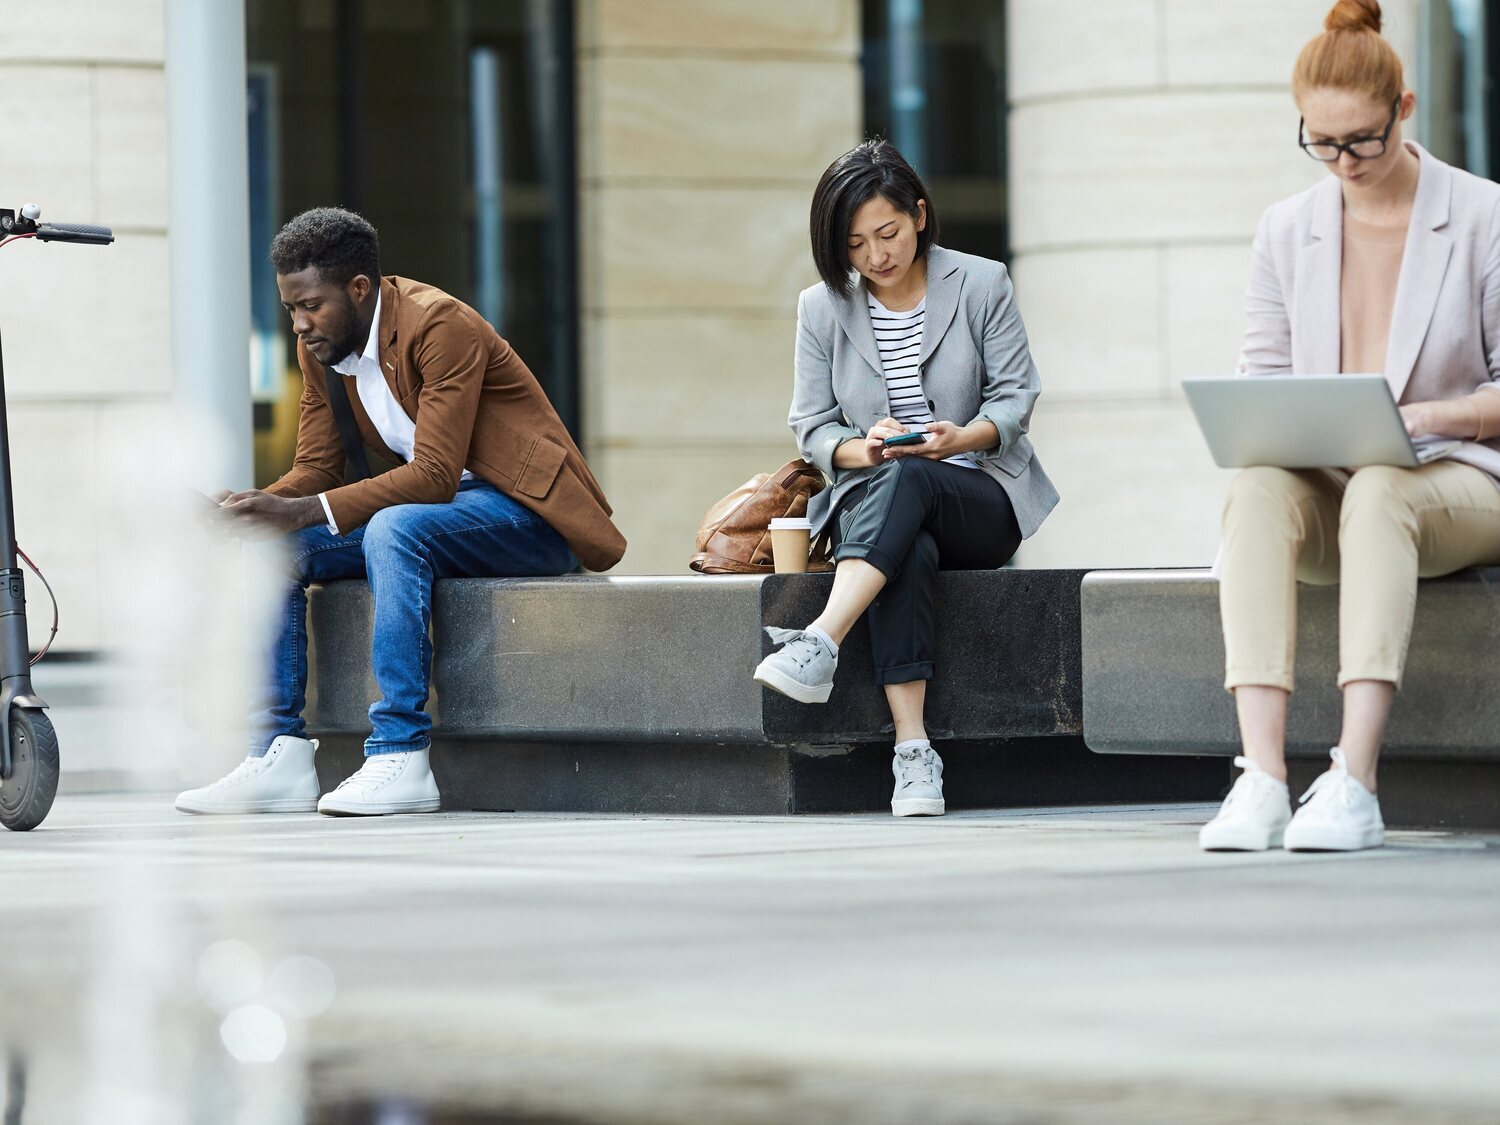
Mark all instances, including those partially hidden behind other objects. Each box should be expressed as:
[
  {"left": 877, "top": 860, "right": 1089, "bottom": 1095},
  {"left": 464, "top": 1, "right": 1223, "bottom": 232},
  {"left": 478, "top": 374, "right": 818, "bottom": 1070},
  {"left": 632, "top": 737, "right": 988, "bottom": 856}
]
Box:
[{"left": 176, "top": 207, "right": 625, "bottom": 818}]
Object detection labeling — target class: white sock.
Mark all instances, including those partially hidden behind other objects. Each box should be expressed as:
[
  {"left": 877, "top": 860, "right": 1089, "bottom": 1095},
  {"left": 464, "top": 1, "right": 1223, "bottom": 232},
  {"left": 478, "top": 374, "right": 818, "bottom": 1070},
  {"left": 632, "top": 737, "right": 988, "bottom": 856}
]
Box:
[
  {"left": 895, "top": 738, "right": 931, "bottom": 754},
  {"left": 806, "top": 625, "right": 838, "bottom": 656}
]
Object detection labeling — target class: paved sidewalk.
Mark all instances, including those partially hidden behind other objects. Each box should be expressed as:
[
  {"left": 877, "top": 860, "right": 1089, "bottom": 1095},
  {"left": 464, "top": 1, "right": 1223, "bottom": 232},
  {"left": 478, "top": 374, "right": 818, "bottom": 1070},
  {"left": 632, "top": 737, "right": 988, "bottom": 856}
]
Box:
[{"left": 0, "top": 795, "right": 1496, "bottom": 1123}]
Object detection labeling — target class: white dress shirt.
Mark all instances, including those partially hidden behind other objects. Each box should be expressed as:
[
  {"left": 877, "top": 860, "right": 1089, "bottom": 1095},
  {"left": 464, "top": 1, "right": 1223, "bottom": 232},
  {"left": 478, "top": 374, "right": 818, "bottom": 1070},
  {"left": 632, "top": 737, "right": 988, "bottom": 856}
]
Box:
[{"left": 318, "top": 291, "right": 473, "bottom": 533}]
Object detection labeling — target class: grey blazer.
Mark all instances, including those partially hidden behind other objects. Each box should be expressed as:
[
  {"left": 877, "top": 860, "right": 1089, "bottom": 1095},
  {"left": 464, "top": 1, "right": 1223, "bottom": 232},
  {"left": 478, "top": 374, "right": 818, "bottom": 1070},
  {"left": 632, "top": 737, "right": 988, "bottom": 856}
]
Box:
[{"left": 790, "top": 244, "right": 1059, "bottom": 540}]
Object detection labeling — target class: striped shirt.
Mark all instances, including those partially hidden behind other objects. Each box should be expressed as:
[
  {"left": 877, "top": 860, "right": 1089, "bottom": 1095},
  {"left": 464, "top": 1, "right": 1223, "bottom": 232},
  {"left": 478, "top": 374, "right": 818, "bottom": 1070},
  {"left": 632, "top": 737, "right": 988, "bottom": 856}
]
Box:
[{"left": 868, "top": 293, "right": 977, "bottom": 470}]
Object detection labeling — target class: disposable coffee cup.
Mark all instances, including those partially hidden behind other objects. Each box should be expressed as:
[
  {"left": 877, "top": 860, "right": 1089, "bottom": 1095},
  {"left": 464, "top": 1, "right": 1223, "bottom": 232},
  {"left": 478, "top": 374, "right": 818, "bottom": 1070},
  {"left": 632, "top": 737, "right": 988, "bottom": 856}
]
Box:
[{"left": 768, "top": 517, "right": 813, "bottom": 574}]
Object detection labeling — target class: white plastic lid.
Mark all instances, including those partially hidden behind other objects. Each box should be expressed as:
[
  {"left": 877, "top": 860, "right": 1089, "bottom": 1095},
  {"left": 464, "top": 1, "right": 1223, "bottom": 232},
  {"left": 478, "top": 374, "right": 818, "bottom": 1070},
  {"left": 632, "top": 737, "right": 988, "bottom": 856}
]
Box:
[{"left": 768, "top": 517, "right": 812, "bottom": 530}]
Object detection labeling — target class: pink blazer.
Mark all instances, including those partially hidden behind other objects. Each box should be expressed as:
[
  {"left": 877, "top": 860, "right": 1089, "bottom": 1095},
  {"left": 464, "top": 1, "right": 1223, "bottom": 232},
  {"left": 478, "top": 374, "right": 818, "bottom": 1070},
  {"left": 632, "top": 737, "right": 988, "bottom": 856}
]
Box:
[
  {"left": 1237, "top": 142, "right": 1500, "bottom": 478},
  {"left": 1239, "top": 142, "right": 1500, "bottom": 406}
]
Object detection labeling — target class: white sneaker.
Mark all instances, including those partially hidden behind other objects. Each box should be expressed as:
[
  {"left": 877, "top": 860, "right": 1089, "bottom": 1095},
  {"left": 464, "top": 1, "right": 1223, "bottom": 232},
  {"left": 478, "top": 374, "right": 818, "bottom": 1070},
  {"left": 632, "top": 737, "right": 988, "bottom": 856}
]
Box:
[
  {"left": 891, "top": 740, "right": 944, "bottom": 817},
  {"left": 175, "top": 736, "right": 321, "bottom": 815},
  {"left": 1283, "top": 747, "right": 1385, "bottom": 852},
  {"left": 1199, "top": 756, "right": 1292, "bottom": 851},
  {"left": 317, "top": 749, "right": 441, "bottom": 816}
]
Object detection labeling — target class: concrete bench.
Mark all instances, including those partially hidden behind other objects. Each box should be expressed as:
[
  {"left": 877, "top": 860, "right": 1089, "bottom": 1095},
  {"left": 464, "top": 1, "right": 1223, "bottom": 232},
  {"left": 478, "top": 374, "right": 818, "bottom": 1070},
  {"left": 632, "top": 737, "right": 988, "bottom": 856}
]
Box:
[
  {"left": 1081, "top": 568, "right": 1500, "bottom": 827},
  {"left": 306, "top": 571, "right": 1224, "bottom": 814}
]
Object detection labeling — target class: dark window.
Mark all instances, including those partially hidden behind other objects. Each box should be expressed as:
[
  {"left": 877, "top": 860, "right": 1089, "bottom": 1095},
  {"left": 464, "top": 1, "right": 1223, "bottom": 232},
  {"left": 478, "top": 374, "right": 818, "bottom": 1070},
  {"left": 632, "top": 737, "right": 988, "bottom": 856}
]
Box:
[
  {"left": 1488, "top": 6, "right": 1500, "bottom": 172},
  {"left": 246, "top": 0, "right": 579, "bottom": 483},
  {"left": 1421, "top": 1, "right": 1492, "bottom": 177},
  {"left": 863, "top": 0, "right": 1008, "bottom": 263}
]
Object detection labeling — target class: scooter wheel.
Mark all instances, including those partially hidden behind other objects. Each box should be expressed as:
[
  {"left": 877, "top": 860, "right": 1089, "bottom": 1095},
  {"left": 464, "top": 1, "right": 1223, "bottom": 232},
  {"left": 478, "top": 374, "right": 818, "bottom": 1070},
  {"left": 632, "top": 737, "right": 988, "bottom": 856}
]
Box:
[{"left": 0, "top": 709, "right": 58, "bottom": 832}]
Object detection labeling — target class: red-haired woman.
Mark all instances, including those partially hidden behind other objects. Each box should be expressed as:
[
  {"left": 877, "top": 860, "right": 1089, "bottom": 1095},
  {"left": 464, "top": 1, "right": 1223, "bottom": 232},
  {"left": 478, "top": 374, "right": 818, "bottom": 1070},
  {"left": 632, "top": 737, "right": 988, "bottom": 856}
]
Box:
[{"left": 1201, "top": 0, "right": 1500, "bottom": 852}]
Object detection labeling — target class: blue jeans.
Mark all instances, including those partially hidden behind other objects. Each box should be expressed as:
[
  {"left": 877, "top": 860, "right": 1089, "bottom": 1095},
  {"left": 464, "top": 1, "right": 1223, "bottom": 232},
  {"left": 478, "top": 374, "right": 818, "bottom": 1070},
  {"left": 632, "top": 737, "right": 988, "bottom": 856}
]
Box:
[{"left": 249, "top": 480, "right": 576, "bottom": 757}]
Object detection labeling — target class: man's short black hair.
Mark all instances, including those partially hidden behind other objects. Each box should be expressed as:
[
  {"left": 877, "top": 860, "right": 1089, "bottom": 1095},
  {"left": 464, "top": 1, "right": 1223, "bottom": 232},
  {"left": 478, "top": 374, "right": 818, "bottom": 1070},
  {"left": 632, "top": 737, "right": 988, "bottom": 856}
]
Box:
[
  {"left": 269, "top": 207, "right": 381, "bottom": 286},
  {"left": 809, "top": 139, "right": 938, "bottom": 298}
]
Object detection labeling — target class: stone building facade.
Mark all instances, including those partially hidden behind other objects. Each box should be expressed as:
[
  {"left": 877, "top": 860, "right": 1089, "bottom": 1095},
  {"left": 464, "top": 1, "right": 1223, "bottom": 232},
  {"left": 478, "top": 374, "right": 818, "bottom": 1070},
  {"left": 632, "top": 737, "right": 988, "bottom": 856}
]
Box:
[{"left": 0, "top": 0, "right": 1435, "bottom": 645}]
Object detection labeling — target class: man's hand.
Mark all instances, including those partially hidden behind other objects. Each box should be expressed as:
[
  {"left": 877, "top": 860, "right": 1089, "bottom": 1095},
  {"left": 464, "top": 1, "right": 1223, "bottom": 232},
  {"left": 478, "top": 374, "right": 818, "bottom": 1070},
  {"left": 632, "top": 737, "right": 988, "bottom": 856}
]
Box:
[{"left": 217, "top": 490, "right": 326, "bottom": 537}]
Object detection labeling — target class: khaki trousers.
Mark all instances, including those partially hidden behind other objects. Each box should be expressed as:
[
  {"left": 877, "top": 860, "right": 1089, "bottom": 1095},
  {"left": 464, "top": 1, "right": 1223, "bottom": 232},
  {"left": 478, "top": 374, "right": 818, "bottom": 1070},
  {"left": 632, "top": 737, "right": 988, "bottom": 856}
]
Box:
[{"left": 1219, "top": 461, "right": 1500, "bottom": 692}]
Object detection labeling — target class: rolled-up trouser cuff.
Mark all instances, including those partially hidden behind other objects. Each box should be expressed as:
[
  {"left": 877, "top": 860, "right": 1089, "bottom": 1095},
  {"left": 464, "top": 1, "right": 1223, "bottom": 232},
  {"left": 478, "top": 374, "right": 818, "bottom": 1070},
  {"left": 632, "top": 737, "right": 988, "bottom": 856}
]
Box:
[
  {"left": 876, "top": 660, "right": 934, "bottom": 685},
  {"left": 1223, "top": 668, "right": 1295, "bottom": 694},
  {"left": 832, "top": 540, "right": 901, "bottom": 580},
  {"left": 1336, "top": 665, "right": 1402, "bottom": 690},
  {"left": 363, "top": 737, "right": 430, "bottom": 757}
]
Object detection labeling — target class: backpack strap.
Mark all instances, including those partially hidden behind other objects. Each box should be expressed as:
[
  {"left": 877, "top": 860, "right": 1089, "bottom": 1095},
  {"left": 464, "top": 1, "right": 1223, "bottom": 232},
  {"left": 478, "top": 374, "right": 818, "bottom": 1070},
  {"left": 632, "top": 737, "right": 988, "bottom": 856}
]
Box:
[{"left": 773, "top": 459, "right": 821, "bottom": 490}]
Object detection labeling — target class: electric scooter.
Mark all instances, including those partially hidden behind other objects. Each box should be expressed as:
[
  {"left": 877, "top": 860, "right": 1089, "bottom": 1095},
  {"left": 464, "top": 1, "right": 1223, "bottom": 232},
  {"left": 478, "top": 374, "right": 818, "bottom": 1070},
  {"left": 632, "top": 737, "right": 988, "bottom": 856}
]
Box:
[{"left": 0, "top": 203, "right": 114, "bottom": 831}]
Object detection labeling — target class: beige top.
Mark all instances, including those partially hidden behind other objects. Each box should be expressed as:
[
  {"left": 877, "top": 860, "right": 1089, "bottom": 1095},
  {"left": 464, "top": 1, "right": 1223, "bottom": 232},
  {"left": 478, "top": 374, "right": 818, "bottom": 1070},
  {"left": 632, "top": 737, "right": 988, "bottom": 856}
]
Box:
[{"left": 1339, "top": 212, "right": 1408, "bottom": 380}]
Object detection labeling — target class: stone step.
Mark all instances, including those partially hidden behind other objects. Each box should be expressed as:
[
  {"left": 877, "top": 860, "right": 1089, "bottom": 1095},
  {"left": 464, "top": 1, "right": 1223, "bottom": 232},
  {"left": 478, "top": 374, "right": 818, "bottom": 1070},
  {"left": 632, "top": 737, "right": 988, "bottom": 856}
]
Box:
[
  {"left": 1081, "top": 567, "right": 1500, "bottom": 829},
  {"left": 306, "top": 570, "right": 1225, "bottom": 815},
  {"left": 1081, "top": 567, "right": 1500, "bottom": 760},
  {"left": 308, "top": 570, "right": 1090, "bottom": 743}
]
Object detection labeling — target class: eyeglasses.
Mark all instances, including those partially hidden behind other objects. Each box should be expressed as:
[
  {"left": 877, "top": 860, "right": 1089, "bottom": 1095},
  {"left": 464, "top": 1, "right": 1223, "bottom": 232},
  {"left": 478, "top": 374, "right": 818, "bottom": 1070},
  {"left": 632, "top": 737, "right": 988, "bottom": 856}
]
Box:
[{"left": 1299, "top": 99, "right": 1400, "bottom": 162}]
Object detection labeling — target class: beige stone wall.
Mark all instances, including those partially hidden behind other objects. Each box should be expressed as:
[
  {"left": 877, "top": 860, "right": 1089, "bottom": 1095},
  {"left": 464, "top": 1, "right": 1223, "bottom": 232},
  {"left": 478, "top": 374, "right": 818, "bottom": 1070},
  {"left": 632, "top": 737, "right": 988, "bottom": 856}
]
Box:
[
  {"left": 1007, "top": 0, "right": 1419, "bottom": 569},
  {"left": 0, "top": 0, "right": 169, "bottom": 650},
  {"left": 2, "top": 0, "right": 1432, "bottom": 631},
  {"left": 576, "top": 0, "right": 861, "bottom": 574}
]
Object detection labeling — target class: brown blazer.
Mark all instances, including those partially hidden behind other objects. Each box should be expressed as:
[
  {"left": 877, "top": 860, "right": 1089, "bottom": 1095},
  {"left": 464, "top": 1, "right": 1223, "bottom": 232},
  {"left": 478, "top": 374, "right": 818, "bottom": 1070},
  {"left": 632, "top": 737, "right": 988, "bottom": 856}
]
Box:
[{"left": 265, "top": 275, "right": 627, "bottom": 571}]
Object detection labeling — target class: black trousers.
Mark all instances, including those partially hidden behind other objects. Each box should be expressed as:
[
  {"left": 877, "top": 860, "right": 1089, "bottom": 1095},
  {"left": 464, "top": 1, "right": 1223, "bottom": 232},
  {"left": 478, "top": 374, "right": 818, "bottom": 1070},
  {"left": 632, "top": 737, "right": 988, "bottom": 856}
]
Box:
[{"left": 831, "top": 457, "right": 1022, "bottom": 685}]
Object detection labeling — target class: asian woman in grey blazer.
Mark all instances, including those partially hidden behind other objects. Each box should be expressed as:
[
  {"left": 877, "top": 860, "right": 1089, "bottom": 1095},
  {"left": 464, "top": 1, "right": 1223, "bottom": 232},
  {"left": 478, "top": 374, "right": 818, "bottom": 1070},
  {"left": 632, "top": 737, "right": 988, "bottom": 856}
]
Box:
[{"left": 753, "top": 141, "right": 1059, "bottom": 817}]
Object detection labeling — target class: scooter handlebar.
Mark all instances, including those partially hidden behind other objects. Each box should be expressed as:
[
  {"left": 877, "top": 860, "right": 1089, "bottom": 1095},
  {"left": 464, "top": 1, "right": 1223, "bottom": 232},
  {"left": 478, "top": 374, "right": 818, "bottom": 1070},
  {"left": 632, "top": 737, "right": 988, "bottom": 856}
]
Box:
[{"left": 34, "top": 222, "right": 114, "bottom": 246}]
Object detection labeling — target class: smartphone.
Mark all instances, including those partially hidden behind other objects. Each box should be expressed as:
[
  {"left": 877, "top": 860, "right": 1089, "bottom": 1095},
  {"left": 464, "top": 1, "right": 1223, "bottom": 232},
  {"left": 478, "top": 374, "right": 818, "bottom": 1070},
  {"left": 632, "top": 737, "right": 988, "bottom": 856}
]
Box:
[{"left": 882, "top": 431, "right": 927, "bottom": 447}]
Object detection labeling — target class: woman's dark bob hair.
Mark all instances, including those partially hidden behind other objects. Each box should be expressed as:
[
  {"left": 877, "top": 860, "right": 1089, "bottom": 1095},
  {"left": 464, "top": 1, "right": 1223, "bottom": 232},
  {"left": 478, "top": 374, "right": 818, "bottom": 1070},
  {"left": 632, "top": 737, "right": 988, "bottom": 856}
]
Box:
[{"left": 809, "top": 139, "right": 939, "bottom": 298}]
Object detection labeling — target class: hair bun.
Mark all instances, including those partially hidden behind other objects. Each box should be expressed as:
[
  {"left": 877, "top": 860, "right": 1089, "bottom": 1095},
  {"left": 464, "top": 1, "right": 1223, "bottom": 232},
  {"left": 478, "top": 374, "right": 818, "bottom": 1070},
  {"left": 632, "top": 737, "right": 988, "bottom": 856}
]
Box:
[{"left": 1325, "top": 0, "right": 1381, "bottom": 33}]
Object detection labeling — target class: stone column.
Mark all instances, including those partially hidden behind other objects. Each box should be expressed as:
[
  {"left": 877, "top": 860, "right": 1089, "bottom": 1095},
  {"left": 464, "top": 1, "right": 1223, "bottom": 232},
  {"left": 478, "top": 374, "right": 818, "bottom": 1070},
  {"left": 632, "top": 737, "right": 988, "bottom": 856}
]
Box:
[
  {"left": 0, "top": 0, "right": 172, "bottom": 649},
  {"left": 165, "top": 0, "right": 253, "bottom": 491},
  {"left": 575, "top": 0, "right": 861, "bottom": 574},
  {"left": 1005, "top": 0, "right": 1418, "bottom": 568}
]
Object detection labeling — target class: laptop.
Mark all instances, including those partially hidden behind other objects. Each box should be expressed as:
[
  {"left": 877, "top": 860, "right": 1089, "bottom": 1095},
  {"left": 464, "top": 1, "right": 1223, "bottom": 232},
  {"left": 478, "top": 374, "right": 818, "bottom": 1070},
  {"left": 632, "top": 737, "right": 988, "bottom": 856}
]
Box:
[{"left": 1182, "top": 374, "right": 1461, "bottom": 469}]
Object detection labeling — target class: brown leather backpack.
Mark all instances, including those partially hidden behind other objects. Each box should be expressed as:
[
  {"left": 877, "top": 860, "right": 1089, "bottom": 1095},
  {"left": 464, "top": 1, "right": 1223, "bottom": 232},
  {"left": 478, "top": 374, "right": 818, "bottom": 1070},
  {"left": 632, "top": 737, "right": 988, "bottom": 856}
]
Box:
[{"left": 689, "top": 458, "right": 832, "bottom": 574}]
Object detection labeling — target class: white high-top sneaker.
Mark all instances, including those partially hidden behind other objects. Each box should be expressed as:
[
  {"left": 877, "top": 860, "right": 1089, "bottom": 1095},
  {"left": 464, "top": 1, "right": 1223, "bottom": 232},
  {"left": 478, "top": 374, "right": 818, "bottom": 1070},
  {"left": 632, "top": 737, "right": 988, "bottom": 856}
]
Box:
[
  {"left": 1283, "top": 747, "right": 1385, "bottom": 852},
  {"left": 317, "top": 749, "right": 441, "bottom": 816},
  {"left": 1199, "top": 756, "right": 1292, "bottom": 851},
  {"left": 175, "top": 736, "right": 321, "bottom": 814}
]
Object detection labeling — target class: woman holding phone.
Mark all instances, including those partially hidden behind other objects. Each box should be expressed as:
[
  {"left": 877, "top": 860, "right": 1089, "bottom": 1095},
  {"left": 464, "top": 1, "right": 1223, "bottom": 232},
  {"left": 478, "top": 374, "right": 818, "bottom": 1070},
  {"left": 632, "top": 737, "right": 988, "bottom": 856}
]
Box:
[
  {"left": 1200, "top": 0, "right": 1500, "bottom": 852},
  {"left": 753, "top": 140, "right": 1059, "bottom": 817}
]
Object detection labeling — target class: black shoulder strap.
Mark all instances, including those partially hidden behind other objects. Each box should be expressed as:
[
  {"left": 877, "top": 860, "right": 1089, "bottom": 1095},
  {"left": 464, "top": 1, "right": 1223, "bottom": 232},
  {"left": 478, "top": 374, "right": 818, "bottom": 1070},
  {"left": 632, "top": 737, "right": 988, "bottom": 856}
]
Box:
[{"left": 321, "top": 362, "right": 373, "bottom": 483}]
